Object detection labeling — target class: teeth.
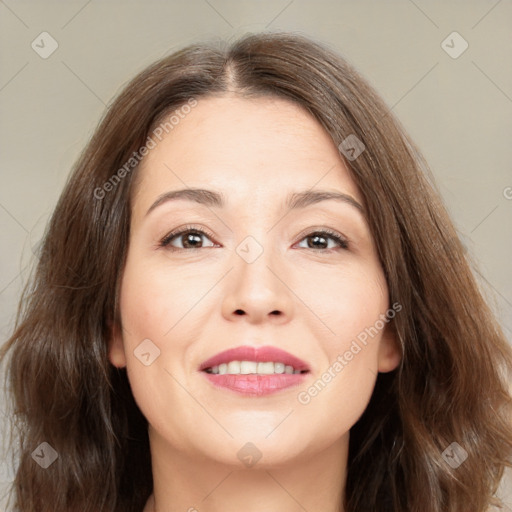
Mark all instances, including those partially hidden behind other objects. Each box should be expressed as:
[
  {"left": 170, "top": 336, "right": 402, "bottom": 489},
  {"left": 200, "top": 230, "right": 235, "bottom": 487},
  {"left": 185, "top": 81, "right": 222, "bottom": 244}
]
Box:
[
  {"left": 205, "top": 361, "right": 304, "bottom": 375},
  {"left": 274, "top": 362, "right": 285, "bottom": 373},
  {"left": 240, "top": 361, "right": 257, "bottom": 374},
  {"left": 257, "top": 362, "right": 274, "bottom": 374},
  {"left": 227, "top": 361, "right": 240, "bottom": 374}
]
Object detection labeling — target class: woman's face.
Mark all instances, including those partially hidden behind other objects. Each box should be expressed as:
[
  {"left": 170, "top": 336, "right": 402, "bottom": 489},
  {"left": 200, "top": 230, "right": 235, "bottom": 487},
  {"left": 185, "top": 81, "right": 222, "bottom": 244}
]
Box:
[{"left": 109, "top": 95, "right": 400, "bottom": 467}]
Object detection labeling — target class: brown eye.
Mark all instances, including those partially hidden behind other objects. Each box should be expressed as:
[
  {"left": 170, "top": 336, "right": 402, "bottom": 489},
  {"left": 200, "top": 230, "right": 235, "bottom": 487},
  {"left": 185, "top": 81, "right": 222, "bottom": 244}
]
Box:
[
  {"left": 297, "top": 230, "right": 349, "bottom": 251},
  {"left": 160, "top": 228, "right": 216, "bottom": 250}
]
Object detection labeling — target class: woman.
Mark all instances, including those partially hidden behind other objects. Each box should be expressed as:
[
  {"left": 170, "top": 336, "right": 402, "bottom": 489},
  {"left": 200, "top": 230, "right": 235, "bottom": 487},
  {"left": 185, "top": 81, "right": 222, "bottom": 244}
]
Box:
[{"left": 1, "top": 31, "right": 511, "bottom": 512}]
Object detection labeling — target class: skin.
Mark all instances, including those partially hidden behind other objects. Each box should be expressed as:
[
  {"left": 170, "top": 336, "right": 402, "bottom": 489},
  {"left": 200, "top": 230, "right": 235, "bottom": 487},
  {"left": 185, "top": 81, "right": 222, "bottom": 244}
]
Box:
[{"left": 108, "top": 94, "right": 401, "bottom": 512}]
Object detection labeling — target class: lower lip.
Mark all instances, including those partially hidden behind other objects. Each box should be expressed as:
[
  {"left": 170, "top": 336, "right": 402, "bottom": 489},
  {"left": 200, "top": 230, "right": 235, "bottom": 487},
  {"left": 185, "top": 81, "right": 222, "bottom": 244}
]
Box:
[{"left": 202, "top": 372, "right": 308, "bottom": 396}]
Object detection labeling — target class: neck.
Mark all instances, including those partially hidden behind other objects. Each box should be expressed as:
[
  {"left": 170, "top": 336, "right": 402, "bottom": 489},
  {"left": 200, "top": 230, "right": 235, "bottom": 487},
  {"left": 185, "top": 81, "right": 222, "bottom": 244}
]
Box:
[{"left": 143, "top": 427, "right": 348, "bottom": 512}]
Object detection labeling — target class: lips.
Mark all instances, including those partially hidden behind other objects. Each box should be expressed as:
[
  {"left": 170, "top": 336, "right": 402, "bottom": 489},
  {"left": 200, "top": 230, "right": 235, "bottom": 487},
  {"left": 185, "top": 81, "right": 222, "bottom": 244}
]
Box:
[
  {"left": 198, "top": 345, "right": 310, "bottom": 373},
  {"left": 199, "top": 345, "right": 311, "bottom": 396}
]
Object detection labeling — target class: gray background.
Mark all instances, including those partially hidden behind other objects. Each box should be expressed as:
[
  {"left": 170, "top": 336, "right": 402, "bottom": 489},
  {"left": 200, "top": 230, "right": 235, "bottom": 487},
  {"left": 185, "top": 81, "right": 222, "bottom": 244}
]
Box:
[{"left": 1, "top": 0, "right": 511, "bottom": 509}]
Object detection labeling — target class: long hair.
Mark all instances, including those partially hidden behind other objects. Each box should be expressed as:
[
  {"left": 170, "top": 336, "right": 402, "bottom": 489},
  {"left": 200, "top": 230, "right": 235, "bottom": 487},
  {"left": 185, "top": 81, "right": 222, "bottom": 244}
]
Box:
[{"left": 1, "top": 31, "right": 511, "bottom": 512}]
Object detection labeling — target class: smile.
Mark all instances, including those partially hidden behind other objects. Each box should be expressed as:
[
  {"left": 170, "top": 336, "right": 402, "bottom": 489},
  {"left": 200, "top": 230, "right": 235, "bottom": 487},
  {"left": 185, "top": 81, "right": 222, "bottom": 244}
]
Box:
[{"left": 199, "top": 345, "right": 310, "bottom": 396}]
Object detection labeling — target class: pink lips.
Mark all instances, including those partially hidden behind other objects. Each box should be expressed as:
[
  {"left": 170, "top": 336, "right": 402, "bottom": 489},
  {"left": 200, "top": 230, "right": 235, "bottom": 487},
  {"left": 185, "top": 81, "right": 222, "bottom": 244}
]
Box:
[{"left": 199, "top": 345, "right": 310, "bottom": 397}]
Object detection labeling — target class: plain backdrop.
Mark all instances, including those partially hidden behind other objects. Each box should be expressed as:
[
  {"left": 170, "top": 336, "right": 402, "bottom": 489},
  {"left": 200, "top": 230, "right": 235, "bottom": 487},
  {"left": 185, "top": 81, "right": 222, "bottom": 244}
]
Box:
[{"left": 1, "top": 0, "right": 511, "bottom": 509}]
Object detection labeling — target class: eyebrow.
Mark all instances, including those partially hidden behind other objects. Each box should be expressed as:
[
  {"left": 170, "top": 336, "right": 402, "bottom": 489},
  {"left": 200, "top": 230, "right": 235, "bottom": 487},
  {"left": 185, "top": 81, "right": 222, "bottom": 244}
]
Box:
[{"left": 145, "top": 188, "right": 365, "bottom": 217}]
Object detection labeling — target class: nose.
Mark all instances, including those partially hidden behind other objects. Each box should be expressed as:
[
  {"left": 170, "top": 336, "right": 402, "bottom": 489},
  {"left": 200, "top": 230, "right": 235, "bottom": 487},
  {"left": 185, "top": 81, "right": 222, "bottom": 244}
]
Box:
[{"left": 221, "top": 245, "right": 294, "bottom": 325}]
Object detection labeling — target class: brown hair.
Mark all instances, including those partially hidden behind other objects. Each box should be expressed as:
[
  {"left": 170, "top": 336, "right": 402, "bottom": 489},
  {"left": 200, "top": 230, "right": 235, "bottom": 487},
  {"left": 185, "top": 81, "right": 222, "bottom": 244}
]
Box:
[{"left": 1, "top": 31, "right": 511, "bottom": 512}]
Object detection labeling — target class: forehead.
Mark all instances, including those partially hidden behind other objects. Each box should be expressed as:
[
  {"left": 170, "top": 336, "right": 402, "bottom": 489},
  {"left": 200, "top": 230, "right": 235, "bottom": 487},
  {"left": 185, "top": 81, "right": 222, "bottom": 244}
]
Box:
[{"left": 132, "top": 95, "right": 362, "bottom": 215}]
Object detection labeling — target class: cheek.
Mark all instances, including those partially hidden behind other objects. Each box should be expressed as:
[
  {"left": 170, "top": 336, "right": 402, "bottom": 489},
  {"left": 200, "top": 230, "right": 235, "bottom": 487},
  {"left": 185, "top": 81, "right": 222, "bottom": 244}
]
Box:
[
  {"left": 292, "top": 259, "right": 387, "bottom": 417},
  {"left": 116, "top": 256, "right": 175, "bottom": 406},
  {"left": 119, "top": 252, "right": 202, "bottom": 345},
  {"left": 296, "top": 356, "right": 377, "bottom": 448},
  {"left": 116, "top": 252, "right": 212, "bottom": 436},
  {"left": 294, "top": 256, "right": 388, "bottom": 340}
]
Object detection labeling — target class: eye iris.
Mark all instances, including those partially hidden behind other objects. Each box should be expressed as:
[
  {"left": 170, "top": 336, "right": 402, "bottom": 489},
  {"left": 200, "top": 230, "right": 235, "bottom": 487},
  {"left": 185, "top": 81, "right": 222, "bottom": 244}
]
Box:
[
  {"left": 182, "top": 232, "right": 203, "bottom": 248},
  {"left": 308, "top": 234, "right": 328, "bottom": 249}
]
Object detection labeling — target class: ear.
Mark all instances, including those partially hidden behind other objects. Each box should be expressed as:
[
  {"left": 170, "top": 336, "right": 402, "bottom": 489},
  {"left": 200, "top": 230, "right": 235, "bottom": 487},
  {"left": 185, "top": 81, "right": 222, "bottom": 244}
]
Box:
[
  {"left": 377, "top": 320, "right": 402, "bottom": 373},
  {"left": 107, "top": 320, "right": 127, "bottom": 368}
]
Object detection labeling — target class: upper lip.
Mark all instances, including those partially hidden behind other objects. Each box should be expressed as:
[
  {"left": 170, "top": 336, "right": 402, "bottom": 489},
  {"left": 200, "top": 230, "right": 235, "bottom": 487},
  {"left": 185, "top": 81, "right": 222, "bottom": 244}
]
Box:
[{"left": 199, "top": 345, "right": 310, "bottom": 372}]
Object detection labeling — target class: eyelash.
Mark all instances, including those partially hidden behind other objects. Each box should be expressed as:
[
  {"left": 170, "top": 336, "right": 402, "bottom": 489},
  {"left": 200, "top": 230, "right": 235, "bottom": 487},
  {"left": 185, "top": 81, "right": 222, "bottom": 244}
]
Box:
[{"left": 159, "top": 224, "right": 349, "bottom": 252}]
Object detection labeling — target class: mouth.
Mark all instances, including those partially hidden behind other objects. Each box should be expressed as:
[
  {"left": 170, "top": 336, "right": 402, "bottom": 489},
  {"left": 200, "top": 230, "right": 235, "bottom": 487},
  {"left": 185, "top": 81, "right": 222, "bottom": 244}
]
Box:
[{"left": 199, "top": 345, "right": 310, "bottom": 396}]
